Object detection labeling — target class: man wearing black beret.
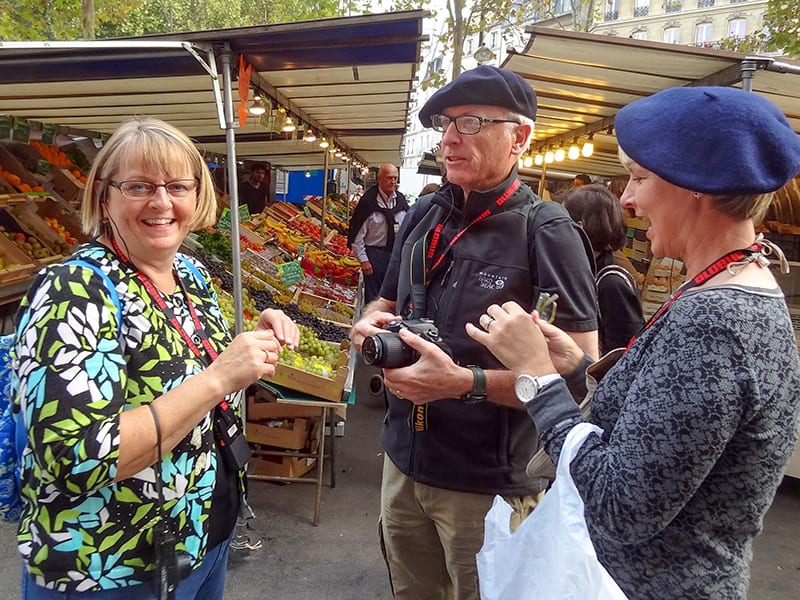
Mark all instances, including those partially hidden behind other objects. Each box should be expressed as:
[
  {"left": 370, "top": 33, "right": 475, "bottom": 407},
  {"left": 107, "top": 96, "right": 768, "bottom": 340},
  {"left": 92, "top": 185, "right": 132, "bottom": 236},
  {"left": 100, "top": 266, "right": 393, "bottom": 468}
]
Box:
[{"left": 350, "top": 65, "right": 599, "bottom": 599}]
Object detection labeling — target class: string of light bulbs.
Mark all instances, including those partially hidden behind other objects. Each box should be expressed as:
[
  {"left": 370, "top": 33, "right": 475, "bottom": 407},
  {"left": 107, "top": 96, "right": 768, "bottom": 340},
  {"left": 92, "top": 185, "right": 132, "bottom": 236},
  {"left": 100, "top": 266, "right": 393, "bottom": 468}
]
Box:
[{"left": 246, "top": 87, "right": 368, "bottom": 173}]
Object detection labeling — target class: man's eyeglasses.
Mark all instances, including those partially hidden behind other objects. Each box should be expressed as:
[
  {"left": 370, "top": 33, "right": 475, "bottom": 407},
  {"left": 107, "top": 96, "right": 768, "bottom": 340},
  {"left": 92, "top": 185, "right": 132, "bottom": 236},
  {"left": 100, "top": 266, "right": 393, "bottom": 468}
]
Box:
[
  {"left": 430, "top": 114, "right": 520, "bottom": 135},
  {"left": 109, "top": 179, "right": 198, "bottom": 200}
]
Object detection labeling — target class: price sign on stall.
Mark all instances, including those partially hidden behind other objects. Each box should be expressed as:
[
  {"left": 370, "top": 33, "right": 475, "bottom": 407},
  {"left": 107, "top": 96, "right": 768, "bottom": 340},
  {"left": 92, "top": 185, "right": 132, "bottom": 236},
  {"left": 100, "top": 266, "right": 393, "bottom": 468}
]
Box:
[
  {"left": 41, "top": 124, "right": 56, "bottom": 145},
  {"left": 277, "top": 259, "right": 304, "bottom": 286},
  {"left": 12, "top": 118, "right": 30, "bottom": 143}
]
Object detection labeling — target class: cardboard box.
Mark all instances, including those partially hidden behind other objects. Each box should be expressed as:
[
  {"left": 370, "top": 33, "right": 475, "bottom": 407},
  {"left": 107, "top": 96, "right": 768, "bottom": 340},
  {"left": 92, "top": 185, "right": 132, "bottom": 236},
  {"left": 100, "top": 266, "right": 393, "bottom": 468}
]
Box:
[
  {"left": 246, "top": 418, "right": 310, "bottom": 450},
  {"left": 248, "top": 455, "right": 316, "bottom": 478}
]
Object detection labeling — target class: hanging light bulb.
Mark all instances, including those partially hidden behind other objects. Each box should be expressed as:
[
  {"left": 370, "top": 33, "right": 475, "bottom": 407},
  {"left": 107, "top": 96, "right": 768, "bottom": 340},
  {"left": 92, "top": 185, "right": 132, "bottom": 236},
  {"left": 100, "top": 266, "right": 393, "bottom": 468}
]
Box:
[
  {"left": 281, "top": 116, "right": 296, "bottom": 133},
  {"left": 554, "top": 146, "right": 565, "bottom": 162},
  {"left": 581, "top": 134, "right": 594, "bottom": 158},
  {"left": 544, "top": 149, "right": 554, "bottom": 164},
  {"left": 319, "top": 138, "right": 330, "bottom": 149},
  {"left": 568, "top": 139, "right": 580, "bottom": 160},
  {"left": 523, "top": 154, "right": 533, "bottom": 168},
  {"left": 248, "top": 95, "right": 267, "bottom": 116},
  {"left": 534, "top": 153, "right": 544, "bottom": 166},
  {"left": 303, "top": 128, "right": 317, "bottom": 142},
  {"left": 518, "top": 157, "right": 524, "bottom": 169}
]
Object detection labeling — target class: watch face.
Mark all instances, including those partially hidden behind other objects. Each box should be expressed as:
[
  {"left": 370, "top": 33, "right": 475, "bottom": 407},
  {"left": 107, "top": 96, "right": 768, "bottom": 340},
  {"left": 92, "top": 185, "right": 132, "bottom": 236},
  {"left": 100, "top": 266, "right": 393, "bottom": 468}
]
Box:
[{"left": 514, "top": 374, "right": 539, "bottom": 403}]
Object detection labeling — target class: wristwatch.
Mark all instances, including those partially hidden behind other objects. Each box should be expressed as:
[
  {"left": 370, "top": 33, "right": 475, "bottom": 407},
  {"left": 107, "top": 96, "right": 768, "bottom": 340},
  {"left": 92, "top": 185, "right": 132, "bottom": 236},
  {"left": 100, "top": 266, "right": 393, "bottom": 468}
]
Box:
[
  {"left": 514, "top": 373, "right": 563, "bottom": 404},
  {"left": 462, "top": 365, "right": 488, "bottom": 404}
]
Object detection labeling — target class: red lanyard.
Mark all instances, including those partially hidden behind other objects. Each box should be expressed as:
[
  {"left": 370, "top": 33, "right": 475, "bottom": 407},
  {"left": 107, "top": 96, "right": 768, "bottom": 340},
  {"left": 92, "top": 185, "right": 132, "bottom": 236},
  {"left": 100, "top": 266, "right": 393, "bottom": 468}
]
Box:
[
  {"left": 426, "top": 179, "right": 521, "bottom": 275},
  {"left": 110, "top": 238, "right": 218, "bottom": 363},
  {"left": 625, "top": 242, "right": 761, "bottom": 351}
]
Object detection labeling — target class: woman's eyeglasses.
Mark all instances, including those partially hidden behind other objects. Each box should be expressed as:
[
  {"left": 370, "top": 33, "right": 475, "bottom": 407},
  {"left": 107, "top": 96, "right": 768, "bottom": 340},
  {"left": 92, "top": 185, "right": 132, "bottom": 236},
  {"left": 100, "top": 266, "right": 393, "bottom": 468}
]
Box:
[{"left": 109, "top": 179, "right": 198, "bottom": 200}]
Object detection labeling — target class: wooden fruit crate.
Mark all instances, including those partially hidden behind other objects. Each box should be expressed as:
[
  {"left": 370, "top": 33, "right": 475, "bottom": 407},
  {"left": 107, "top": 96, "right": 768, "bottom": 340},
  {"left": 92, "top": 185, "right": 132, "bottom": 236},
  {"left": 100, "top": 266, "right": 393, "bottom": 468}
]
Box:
[
  {"left": 0, "top": 235, "right": 37, "bottom": 283},
  {"left": 262, "top": 344, "right": 350, "bottom": 402}
]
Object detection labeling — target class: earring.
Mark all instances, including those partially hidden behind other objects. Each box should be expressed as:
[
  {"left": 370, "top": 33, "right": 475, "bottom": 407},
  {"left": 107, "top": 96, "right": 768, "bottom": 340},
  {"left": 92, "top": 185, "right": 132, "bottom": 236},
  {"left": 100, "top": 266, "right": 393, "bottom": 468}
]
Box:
[{"left": 692, "top": 192, "right": 701, "bottom": 199}]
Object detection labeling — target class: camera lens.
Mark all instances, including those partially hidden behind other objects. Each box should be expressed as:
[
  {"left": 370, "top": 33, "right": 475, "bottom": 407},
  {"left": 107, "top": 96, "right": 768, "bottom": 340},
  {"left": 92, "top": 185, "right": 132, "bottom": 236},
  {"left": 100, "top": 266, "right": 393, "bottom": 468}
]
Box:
[
  {"left": 362, "top": 335, "right": 384, "bottom": 366},
  {"left": 362, "top": 332, "right": 416, "bottom": 368}
]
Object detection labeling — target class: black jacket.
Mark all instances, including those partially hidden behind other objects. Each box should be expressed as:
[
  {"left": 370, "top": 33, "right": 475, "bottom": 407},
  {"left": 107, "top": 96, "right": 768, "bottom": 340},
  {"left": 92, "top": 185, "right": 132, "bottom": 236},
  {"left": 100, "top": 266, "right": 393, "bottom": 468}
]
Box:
[
  {"left": 346, "top": 185, "right": 409, "bottom": 249},
  {"left": 379, "top": 172, "right": 598, "bottom": 495}
]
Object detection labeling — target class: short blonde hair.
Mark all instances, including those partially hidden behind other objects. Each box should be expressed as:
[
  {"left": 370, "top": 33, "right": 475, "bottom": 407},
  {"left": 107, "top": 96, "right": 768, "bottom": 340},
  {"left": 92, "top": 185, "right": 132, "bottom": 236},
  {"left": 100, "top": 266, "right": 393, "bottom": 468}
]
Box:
[
  {"left": 617, "top": 146, "right": 772, "bottom": 224},
  {"left": 82, "top": 117, "right": 217, "bottom": 236}
]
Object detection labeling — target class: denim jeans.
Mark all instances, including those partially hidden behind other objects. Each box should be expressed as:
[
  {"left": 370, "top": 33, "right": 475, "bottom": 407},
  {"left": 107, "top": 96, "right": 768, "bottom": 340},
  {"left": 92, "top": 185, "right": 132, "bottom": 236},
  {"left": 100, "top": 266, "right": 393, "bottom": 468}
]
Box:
[{"left": 21, "top": 536, "right": 232, "bottom": 600}]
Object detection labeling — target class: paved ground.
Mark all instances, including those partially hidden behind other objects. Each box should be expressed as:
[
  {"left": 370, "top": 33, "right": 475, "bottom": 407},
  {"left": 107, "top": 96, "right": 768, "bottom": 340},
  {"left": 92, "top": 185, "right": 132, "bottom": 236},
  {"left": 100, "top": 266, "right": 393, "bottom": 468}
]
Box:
[{"left": 1, "top": 376, "right": 799, "bottom": 599}]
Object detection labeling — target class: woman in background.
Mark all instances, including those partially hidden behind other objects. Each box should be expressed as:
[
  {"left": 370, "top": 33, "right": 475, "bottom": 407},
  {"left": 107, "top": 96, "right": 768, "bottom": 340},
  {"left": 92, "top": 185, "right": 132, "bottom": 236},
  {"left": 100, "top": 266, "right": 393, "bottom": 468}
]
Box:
[{"left": 563, "top": 184, "right": 643, "bottom": 353}]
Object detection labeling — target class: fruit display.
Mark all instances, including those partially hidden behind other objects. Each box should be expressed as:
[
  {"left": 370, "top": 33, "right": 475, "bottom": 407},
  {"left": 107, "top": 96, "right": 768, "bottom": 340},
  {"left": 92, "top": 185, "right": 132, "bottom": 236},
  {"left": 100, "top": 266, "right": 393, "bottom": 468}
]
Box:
[
  {"left": 277, "top": 324, "right": 342, "bottom": 379},
  {"left": 0, "top": 227, "right": 56, "bottom": 260},
  {"left": 256, "top": 216, "right": 312, "bottom": 254},
  {"left": 324, "top": 231, "right": 353, "bottom": 256},
  {"left": 214, "top": 282, "right": 259, "bottom": 331},
  {"left": 29, "top": 140, "right": 78, "bottom": 171},
  {"left": 0, "top": 166, "right": 45, "bottom": 193},
  {"left": 41, "top": 215, "right": 78, "bottom": 248},
  {"left": 301, "top": 247, "right": 359, "bottom": 286}
]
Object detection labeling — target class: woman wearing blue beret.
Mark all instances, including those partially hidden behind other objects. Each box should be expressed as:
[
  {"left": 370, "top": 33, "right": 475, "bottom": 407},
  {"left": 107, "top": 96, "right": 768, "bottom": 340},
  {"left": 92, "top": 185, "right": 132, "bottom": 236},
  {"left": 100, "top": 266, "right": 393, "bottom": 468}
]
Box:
[{"left": 469, "top": 86, "right": 800, "bottom": 599}]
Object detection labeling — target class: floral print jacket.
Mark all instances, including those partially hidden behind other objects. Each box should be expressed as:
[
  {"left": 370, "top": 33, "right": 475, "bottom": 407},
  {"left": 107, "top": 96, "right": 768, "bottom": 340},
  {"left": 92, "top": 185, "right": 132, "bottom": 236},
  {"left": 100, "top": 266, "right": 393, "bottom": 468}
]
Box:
[{"left": 13, "top": 242, "right": 244, "bottom": 592}]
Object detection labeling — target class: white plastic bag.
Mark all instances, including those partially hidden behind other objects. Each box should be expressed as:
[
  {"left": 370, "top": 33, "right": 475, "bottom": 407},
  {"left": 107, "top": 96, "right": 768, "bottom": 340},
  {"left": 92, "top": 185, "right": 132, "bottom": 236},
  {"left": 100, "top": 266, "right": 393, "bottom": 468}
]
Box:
[{"left": 477, "top": 423, "right": 628, "bottom": 600}]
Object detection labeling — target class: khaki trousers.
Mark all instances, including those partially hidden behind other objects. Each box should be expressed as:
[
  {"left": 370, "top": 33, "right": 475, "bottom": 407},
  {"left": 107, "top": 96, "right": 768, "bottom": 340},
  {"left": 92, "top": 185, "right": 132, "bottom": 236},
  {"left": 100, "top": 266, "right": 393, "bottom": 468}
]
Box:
[{"left": 379, "top": 455, "right": 542, "bottom": 600}]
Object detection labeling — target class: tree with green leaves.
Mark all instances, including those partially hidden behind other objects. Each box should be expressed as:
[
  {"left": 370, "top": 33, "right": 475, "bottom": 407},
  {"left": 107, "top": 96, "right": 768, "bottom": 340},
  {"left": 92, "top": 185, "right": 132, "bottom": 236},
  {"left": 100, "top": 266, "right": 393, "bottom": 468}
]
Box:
[
  {"left": 0, "top": 0, "right": 356, "bottom": 41},
  {"left": 380, "top": 0, "right": 597, "bottom": 88}
]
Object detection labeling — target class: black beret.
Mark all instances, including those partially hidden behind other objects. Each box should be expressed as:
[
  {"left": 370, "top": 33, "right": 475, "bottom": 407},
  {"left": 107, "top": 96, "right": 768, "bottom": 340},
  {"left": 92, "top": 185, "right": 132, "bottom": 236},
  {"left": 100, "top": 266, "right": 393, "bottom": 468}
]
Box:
[
  {"left": 615, "top": 86, "right": 800, "bottom": 195},
  {"left": 419, "top": 65, "right": 537, "bottom": 128}
]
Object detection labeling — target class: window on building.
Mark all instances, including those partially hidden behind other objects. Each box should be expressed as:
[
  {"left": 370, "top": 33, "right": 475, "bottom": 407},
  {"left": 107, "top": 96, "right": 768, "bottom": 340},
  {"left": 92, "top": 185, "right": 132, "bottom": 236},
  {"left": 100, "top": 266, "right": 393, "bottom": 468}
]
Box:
[
  {"left": 491, "top": 31, "right": 499, "bottom": 48},
  {"left": 553, "top": 0, "right": 571, "bottom": 14},
  {"left": 663, "top": 26, "right": 680, "bottom": 44},
  {"left": 605, "top": 0, "right": 620, "bottom": 21},
  {"left": 695, "top": 22, "right": 713, "bottom": 45},
  {"left": 634, "top": 0, "right": 650, "bottom": 17},
  {"left": 632, "top": 30, "right": 649, "bottom": 40},
  {"left": 728, "top": 18, "right": 746, "bottom": 38},
  {"left": 465, "top": 37, "right": 473, "bottom": 55}
]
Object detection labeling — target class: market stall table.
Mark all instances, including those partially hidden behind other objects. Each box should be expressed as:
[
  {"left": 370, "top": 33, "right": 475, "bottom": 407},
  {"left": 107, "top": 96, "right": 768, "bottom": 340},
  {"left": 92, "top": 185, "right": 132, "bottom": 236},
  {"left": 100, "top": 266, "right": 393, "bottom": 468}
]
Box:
[{"left": 248, "top": 381, "right": 339, "bottom": 526}]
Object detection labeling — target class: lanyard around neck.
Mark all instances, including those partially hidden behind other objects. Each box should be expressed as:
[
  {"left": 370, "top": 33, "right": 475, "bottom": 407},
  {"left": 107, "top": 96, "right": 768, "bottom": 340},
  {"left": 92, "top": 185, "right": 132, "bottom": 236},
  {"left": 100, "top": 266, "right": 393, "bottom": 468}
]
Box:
[
  {"left": 625, "top": 242, "right": 761, "bottom": 351},
  {"left": 425, "top": 179, "right": 520, "bottom": 276},
  {"left": 110, "top": 237, "right": 218, "bottom": 364}
]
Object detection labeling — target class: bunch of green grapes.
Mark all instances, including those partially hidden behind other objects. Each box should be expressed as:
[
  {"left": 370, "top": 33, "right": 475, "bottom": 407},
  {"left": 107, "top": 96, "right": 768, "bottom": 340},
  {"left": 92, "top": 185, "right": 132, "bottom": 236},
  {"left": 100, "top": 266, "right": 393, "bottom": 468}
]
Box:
[{"left": 297, "top": 324, "right": 339, "bottom": 363}]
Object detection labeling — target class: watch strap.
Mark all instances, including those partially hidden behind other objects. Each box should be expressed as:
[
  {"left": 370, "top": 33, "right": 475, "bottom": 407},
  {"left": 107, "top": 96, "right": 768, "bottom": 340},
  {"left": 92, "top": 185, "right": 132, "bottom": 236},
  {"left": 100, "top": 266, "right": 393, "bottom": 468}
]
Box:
[{"left": 462, "top": 365, "right": 487, "bottom": 404}]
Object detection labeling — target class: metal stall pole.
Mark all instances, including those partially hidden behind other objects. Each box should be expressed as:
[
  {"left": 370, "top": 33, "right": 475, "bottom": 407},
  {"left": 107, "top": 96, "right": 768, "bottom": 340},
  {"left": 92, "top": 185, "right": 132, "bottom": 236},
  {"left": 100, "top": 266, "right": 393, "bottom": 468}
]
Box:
[
  {"left": 218, "top": 45, "right": 244, "bottom": 335},
  {"left": 537, "top": 156, "right": 549, "bottom": 198},
  {"left": 320, "top": 149, "right": 330, "bottom": 247}
]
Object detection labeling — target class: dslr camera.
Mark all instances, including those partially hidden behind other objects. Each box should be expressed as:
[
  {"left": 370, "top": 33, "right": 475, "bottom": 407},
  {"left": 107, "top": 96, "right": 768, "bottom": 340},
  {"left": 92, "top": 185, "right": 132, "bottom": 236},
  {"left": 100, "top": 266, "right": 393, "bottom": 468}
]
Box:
[
  {"left": 153, "top": 521, "right": 192, "bottom": 600},
  {"left": 361, "top": 318, "right": 451, "bottom": 368}
]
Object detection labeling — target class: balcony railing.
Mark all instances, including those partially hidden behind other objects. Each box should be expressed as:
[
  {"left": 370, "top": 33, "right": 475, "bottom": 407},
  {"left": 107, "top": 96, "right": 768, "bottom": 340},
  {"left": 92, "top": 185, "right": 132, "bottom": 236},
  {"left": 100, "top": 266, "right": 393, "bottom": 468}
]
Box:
[
  {"left": 634, "top": 5, "right": 650, "bottom": 16},
  {"left": 697, "top": 0, "right": 714, "bottom": 6},
  {"left": 664, "top": 0, "right": 682, "bottom": 11},
  {"left": 605, "top": 10, "right": 620, "bottom": 20}
]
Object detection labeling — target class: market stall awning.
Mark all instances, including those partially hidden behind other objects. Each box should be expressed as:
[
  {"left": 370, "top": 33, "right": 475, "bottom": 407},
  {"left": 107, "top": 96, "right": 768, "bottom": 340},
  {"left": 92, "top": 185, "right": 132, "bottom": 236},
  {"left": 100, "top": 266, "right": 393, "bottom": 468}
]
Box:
[
  {"left": 0, "top": 11, "right": 428, "bottom": 171},
  {"left": 506, "top": 26, "right": 800, "bottom": 179}
]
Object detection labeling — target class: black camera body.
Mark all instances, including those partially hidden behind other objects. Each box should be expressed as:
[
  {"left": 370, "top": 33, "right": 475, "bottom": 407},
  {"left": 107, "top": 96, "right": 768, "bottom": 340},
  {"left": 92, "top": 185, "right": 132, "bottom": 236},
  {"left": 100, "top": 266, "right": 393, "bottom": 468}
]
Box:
[
  {"left": 153, "top": 522, "right": 192, "bottom": 600},
  {"left": 362, "top": 318, "right": 452, "bottom": 368}
]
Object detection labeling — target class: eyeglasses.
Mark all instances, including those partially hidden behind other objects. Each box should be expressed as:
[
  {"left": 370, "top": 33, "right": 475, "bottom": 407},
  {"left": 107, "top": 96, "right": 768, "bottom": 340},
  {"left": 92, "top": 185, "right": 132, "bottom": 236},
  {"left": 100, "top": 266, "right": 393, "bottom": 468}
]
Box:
[
  {"left": 109, "top": 179, "right": 198, "bottom": 200},
  {"left": 430, "top": 114, "right": 520, "bottom": 135}
]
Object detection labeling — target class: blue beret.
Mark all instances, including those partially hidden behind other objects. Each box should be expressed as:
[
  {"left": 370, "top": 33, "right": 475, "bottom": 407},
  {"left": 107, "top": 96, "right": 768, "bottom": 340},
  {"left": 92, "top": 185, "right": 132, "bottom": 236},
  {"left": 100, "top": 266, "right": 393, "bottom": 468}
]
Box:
[
  {"left": 419, "top": 65, "right": 537, "bottom": 127},
  {"left": 615, "top": 86, "right": 800, "bottom": 195}
]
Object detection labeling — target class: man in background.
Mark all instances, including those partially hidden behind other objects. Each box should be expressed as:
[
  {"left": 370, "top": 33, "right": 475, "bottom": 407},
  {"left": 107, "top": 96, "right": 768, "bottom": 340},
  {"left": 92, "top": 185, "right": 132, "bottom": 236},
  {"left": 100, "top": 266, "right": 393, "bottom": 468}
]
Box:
[
  {"left": 347, "top": 164, "right": 409, "bottom": 304},
  {"left": 572, "top": 173, "right": 592, "bottom": 188},
  {"left": 239, "top": 162, "right": 270, "bottom": 215}
]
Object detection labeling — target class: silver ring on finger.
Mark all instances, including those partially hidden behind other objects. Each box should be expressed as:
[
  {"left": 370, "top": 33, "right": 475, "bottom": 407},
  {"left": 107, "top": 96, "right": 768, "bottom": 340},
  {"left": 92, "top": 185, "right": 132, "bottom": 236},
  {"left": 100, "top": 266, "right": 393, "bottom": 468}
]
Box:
[{"left": 480, "top": 314, "right": 495, "bottom": 330}]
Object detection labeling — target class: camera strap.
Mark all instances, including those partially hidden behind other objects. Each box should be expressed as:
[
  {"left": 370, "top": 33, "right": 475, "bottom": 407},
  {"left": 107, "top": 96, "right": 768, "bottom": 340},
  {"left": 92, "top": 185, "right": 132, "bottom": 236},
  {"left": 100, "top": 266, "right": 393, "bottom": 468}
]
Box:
[
  {"left": 147, "top": 404, "right": 175, "bottom": 600},
  {"left": 407, "top": 179, "right": 521, "bottom": 320}
]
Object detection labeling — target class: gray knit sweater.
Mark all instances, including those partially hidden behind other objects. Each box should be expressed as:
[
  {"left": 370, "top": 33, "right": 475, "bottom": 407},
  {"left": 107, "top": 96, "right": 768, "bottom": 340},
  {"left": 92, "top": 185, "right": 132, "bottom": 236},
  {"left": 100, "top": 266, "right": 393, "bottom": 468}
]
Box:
[{"left": 528, "top": 284, "right": 800, "bottom": 599}]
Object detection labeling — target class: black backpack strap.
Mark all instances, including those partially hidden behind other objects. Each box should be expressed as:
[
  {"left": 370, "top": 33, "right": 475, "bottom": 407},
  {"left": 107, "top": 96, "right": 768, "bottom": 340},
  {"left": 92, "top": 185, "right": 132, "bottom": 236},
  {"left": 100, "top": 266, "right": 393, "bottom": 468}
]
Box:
[{"left": 595, "top": 264, "right": 636, "bottom": 291}]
